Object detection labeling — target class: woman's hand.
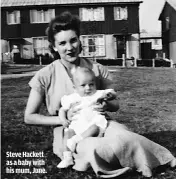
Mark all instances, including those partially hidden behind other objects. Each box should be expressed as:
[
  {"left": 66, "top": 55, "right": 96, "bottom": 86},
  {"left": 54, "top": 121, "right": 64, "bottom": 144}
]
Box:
[
  {"left": 104, "top": 92, "right": 116, "bottom": 101},
  {"left": 92, "top": 101, "right": 108, "bottom": 113},
  {"left": 67, "top": 102, "right": 81, "bottom": 121}
]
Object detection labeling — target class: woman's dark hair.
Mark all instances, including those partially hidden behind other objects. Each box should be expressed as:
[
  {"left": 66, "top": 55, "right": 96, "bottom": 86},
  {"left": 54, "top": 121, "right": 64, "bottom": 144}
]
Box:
[{"left": 46, "top": 11, "right": 81, "bottom": 59}]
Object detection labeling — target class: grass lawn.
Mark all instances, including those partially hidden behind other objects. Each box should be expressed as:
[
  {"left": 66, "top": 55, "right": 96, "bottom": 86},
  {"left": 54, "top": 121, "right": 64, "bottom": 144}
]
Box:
[
  {"left": 1, "top": 63, "right": 44, "bottom": 74},
  {"left": 1, "top": 67, "right": 176, "bottom": 179}
]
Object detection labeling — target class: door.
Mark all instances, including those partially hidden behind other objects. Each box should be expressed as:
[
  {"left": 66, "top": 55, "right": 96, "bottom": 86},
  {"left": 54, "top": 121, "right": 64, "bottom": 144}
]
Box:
[{"left": 116, "top": 36, "right": 126, "bottom": 58}]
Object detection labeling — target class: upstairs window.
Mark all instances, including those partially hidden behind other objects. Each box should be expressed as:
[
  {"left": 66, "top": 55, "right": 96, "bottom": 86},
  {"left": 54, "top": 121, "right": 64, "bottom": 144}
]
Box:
[
  {"left": 30, "top": 9, "right": 55, "bottom": 23},
  {"left": 79, "top": 7, "right": 104, "bottom": 21},
  {"left": 80, "top": 35, "right": 105, "bottom": 57},
  {"left": 7, "top": 10, "right": 20, "bottom": 24},
  {"left": 114, "top": 7, "right": 128, "bottom": 20}
]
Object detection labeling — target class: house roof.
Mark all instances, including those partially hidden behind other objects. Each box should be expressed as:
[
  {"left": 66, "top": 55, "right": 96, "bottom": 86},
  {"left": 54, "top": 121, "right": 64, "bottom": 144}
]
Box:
[
  {"left": 167, "top": 0, "right": 176, "bottom": 10},
  {"left": 1, "top": 0, "right": 143, "bottom": 7},
  {"left": 159, "top": 0, "right": 176, "bottom": 20}
]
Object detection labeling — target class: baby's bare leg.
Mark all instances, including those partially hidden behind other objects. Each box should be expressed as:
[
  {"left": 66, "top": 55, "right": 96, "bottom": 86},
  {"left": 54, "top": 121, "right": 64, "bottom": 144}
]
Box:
[
  {"left": 80, "top": 124, "right": 100, "bottom": 139},
  {"left": 64, "top": 129, "right": 76, "bottom": 151},
  {"left": 67, "top": 125, "right": 99, "bottom": 152}
]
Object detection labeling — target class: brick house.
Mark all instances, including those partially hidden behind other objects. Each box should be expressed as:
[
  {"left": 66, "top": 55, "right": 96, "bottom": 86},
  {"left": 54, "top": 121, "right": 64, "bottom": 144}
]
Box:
[
  {"left": 1, "top": 0, "right": 142, "bottom": 63},
  {"left": 159, "top": 0, "right": 176, "bottom": 64}
]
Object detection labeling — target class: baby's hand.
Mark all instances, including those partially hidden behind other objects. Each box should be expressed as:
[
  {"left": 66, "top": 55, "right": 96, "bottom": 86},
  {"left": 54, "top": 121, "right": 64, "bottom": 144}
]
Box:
[
  {"left": 104, "top": 92, "right": 116, "bottom": 101},
  {"left": 97, "top": 91, "right": 116, "bottom": 103},
  {"left": 61, "top": 119, "right": 70, "bottom": 128}
]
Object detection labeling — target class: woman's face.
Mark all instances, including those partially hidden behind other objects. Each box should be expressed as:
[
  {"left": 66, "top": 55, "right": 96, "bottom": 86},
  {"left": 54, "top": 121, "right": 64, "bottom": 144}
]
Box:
[{"left": 54, "top": 30, "right": 80, "bottom": 63}]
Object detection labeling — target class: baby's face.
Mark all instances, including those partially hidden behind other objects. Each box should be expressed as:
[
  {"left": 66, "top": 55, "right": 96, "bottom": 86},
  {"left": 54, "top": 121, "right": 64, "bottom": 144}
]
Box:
[{"left": 74, "top": 74, "right": 96, "bottom": 97}]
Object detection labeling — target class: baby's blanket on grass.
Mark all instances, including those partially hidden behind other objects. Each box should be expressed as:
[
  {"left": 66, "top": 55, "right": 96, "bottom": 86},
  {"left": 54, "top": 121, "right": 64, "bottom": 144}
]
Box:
[{"left": 53, "top": 121, "right": 175, "bottom": 178}]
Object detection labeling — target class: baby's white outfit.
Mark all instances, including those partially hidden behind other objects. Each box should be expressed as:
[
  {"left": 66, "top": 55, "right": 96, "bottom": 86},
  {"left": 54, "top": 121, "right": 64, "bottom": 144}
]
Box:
[
  {"left": 57, "top": 89, "right": 115, "bottom": 168},
  {"left": 61, "top": 89, "right": 115, "bottom": 135}
]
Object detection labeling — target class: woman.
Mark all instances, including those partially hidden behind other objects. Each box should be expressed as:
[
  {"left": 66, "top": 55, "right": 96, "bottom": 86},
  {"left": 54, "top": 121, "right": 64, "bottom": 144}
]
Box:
[
  {"left": 25, "top": 11, "right": 175, "bottom": 178},
  {"left": 25, "top": 11, "right": 118, "bottom": 125}
]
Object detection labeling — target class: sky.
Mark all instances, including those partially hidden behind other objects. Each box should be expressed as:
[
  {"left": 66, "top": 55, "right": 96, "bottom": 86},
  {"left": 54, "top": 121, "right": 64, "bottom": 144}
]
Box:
[{"left": 139, "top": 0, "right": 165, "bottom": 32}]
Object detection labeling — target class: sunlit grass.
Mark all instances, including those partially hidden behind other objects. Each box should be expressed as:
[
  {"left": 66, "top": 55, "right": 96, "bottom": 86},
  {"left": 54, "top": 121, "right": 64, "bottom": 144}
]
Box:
[{"left": 1, "top": 67, "right": 176, "bottom": 179}]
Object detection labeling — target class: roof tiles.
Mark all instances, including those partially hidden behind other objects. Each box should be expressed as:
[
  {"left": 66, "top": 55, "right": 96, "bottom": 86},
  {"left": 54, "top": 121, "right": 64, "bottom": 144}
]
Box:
[{"left": 1, "top": 0, "right": 142, "bottom": 7}]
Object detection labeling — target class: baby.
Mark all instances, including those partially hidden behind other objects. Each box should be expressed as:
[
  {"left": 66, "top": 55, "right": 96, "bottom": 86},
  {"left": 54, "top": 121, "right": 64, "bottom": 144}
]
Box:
[{"left": 57, "top": 67, "right": 116, "bottom": 168}]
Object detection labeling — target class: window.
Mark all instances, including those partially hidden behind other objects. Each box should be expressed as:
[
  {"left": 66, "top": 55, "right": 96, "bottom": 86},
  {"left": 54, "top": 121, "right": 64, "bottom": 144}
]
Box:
[
  {"left": 154, "top": 39, "right": 159, "bottom": 45},
  {"left": 33, "top": 37, "right": 50, "bottom": 55},
  {"left": 165, "top": 17, "right": 170, "bottom": 30},
  {"left": 79, "top": 7, "right": 104, "bottom": 21},
  {"left": 114, "top": 7, "right": 128, "bottom": 20},
  {"left": 7, "top": 11, "right": 20, "bottom": 24},
  {"left": 30, "top": 9, "right": 55, "bottom": 23},
  {"left": 80, "top": 35, "right": 105, "bottom": 57}
]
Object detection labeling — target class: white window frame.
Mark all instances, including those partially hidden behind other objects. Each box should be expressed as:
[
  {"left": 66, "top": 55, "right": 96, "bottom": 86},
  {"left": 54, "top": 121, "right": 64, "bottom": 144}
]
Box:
[
  {"left": 30, "top": 9, "right": 55, "bottom": 23},
  {"left": 79, "top": 7, "right": 104, "bottom": 21},
  {"left": 114, "top": 7, "right": 128, "bottom": 20},
  {"left": 33, "top": 37, "right": 50, "bottom": 56},
  {"left": 7, "top": 10, "right": 20, "bottom": 24},
  {"left": 80, "top": 35, "right": 105, "bottom": 57}
]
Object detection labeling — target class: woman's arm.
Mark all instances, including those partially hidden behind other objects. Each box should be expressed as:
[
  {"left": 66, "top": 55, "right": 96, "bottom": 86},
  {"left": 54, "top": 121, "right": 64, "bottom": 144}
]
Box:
[
  {"left": 96, "top": 63, "right": 119, "bottom": 112},
  {"left": 59, "top": 107, "right": 70, "bottom": 127},
  {"left": 24, "top": 89, "right": 63, "bottom": 125}
]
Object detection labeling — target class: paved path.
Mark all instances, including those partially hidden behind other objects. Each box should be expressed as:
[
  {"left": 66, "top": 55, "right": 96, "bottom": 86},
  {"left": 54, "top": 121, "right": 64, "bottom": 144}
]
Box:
[{"left": 1, "top": 71, "right": 37, "bottom": 80}]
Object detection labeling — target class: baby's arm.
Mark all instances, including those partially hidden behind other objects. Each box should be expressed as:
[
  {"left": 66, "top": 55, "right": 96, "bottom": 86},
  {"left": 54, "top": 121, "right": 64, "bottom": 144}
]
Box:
[{"left": 59, "top": 107, "right": 70, "bottom": 128}]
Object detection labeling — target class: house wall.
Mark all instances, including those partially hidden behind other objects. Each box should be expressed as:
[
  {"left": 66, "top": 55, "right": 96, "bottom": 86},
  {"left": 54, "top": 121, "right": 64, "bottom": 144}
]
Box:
[
  {"left": 169, "top": 4, "right": 176, "bottom": 43},
  {"left": 169, "top": 41, "right": 176, "bottom": 64},
  {"left": 1, "top": 3, "right": 141, "bottom": 60},
  {"left": 161, "top": 2, "right": 176, "bottom": 43},
  {"left": 22, "top": 38, "right": 33, "bottom": 59},
  {"left": 160, "top": 2, "right": 176, "bottom": 59},
  {"left": 1, "top": 39, "right": 11, "bottom": 62},
  {"left": 105, "top": 35, "right": 116, "bottom": 59},
  {"left": 168, "top": 3, "right": 176, "bottom": 63},
  {"left": 170, "top": 13, "right": 176, "bottom": 42},
  {"left": 2, "top": 4, "right": 140, "bottom": 38},
  {"left": 126, "top": 34, "right": 140, "bottom": 59},
  {"left": 80, "top": 4, "right": 139, "bottom": 35}
]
